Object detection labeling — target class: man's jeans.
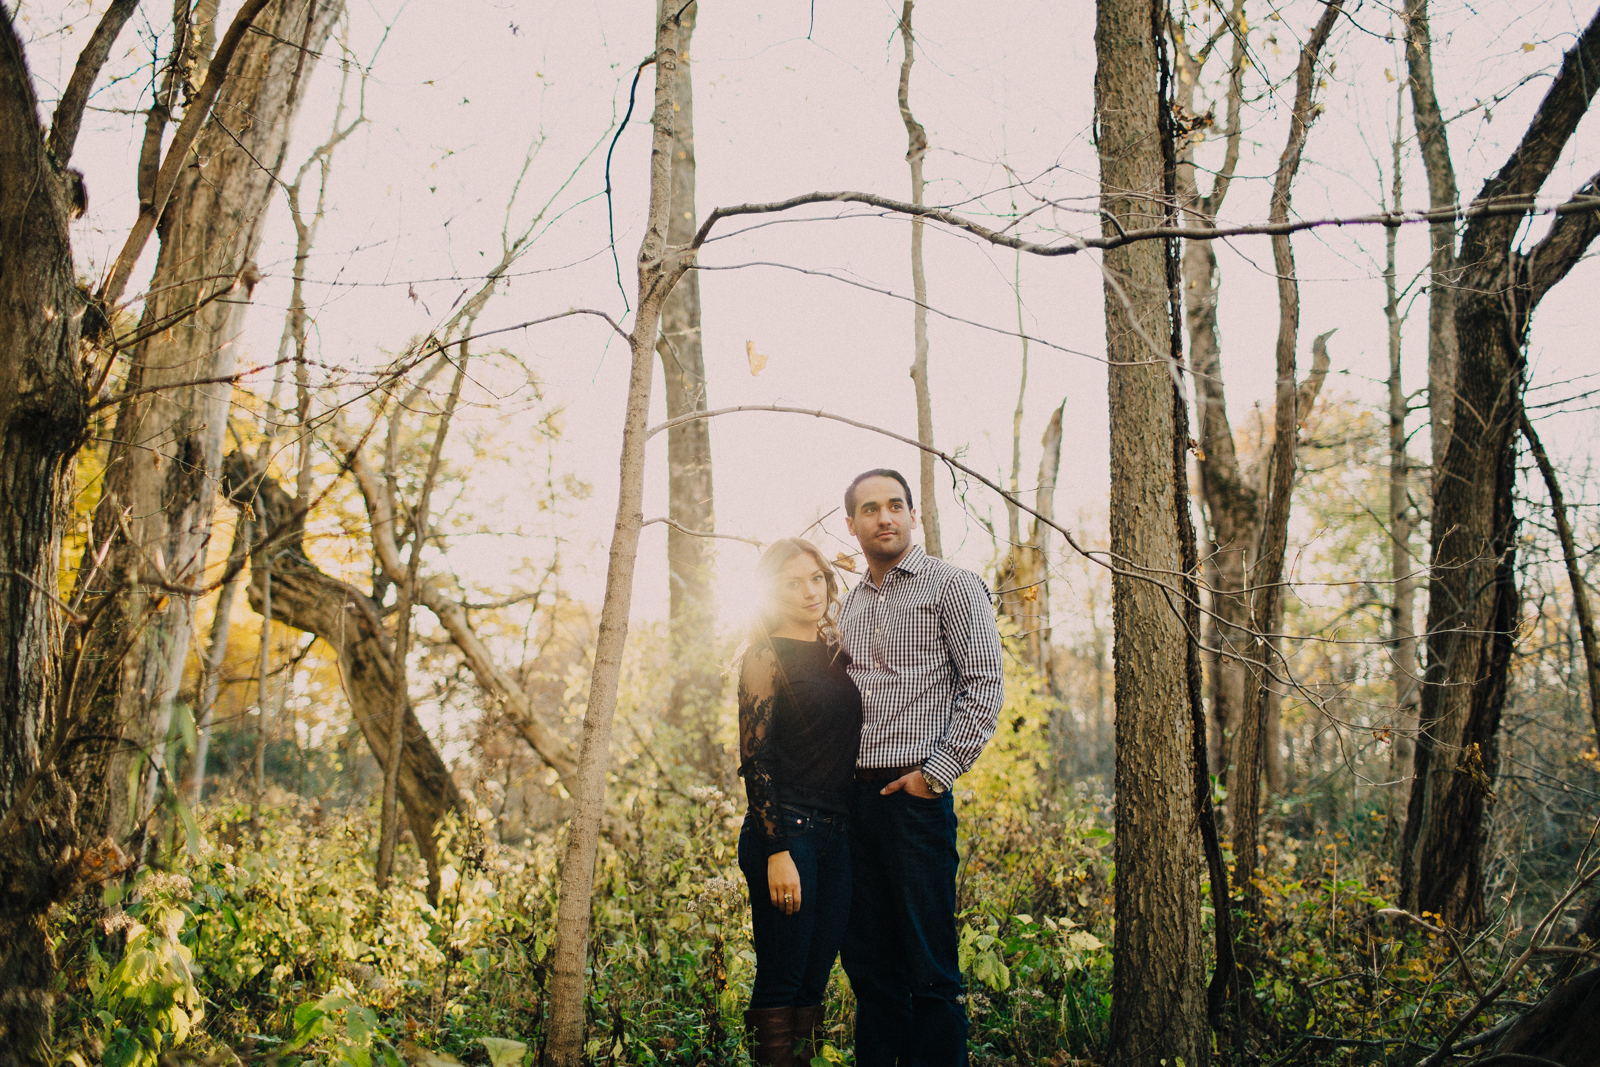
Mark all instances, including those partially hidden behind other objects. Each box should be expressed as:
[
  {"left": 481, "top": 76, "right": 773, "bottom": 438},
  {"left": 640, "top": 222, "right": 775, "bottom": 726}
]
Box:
[
  {"left": 841, "top": 782, "right": 967, "bottom": 1066},
  {"left": 738, "top": 807, "right": 853, "bottom": 1009}
]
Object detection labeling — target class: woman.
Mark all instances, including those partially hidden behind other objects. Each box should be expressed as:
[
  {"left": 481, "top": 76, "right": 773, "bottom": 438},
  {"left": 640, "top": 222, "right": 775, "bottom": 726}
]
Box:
[{"left": 736, "top": 538, "right": 863, "bottom": 1066}]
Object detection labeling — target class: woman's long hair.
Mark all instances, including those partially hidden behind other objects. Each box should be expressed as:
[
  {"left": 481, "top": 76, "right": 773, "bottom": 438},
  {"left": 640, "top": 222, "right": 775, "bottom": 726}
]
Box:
[{"left": 735, "top": 538, "right": 846, "bottom": 672}]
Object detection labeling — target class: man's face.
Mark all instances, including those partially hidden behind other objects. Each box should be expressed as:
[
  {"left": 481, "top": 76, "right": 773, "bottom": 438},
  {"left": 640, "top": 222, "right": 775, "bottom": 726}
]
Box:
[{"left": 846, "top": 476, "right": 917, "bottom": 562}]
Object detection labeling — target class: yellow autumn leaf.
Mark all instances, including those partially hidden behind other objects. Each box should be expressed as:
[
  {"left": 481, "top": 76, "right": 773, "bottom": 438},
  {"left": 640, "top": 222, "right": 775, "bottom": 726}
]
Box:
[
  {"left": 1523, "top": 42, "right": 1535, "bottom": 51},
  {"left": 745, "top": 340, "right": 768, "bottom": 376},
  {"left": 833, "top": 552, "right": 858, "bottom": 573},
  {"left": 1384, "top": 68, "right": 1395, "bottom": 82}
]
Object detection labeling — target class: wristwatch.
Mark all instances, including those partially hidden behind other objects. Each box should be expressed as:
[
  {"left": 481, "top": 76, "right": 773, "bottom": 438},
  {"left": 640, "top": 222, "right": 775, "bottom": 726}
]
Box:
[{"left": 920, "top": 768, "right": 948, "bottom": 795}]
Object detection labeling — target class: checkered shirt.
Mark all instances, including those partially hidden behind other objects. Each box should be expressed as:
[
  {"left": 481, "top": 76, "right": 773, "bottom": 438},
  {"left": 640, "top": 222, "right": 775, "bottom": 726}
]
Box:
[{"left": 838, "top": 544, "right": 1004, "bottom": 789}]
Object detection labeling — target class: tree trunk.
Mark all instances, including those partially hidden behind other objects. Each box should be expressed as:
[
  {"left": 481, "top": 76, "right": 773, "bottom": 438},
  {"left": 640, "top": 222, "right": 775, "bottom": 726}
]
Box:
[
  {"left": 898, "top": 0, "right": 942, "bottom": 559},
  {"left": 997, "top": 405, "right": 1064, "bottom": 682},
  {"left": 1228, "top": 1, "right": 1343, "bottom": 910},
  {"left": 1402, "top": 8, "right": 1600, "bottom": 930},
  {"left": 1403, "top": 0, "right": 1462, "bottom": 479},
  {"left": 0, "top": 11, "right": 101, "bottom": 1059},
  {"left": 1174, "top": 1, "right": 1252, "bottom": 780},
  {"left": 653, "top": 1, "right": 722, "bottom": 777},
  {"left": 1385, "top": 85, "right": 1421, "bottom": 838},
  {"left": 219, "top": 453, "right": 465, "bottom": 901},
  {"left": 190, "top": 519, "right": 250, "bottom": 806},
  {"left": 1096, "top": 0, "right": 1206, "bottom": 1060},
  {"left": 73, "top": 0, "right": 342, "bottom": 850},
  {"left": 543, "top": 6, "right": 690, "bottom": 1061}
]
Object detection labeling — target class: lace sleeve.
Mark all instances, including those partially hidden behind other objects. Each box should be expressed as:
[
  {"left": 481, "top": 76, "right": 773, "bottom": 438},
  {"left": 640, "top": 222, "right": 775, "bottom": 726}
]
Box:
[{"left": 737, "top": 646, "right": 787, "bottom": 853}]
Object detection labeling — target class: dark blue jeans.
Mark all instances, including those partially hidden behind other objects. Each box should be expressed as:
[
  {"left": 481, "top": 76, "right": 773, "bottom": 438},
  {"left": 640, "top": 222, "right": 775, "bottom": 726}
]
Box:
[
  {"left": 841, "top": 783, "right": 967, "bottom": 1066},
  {"left": 738, "top": 807, "right": 852, "bottom": 1010}
]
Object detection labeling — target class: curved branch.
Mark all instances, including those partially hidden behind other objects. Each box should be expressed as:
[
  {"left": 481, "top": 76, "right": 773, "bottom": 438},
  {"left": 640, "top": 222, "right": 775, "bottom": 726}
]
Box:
[{"left": 46, "top": 0, "right": 139, "bottom": 165}]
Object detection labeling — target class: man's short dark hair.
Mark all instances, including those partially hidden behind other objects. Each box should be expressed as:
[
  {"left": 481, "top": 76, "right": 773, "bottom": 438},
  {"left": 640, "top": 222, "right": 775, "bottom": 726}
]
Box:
[{"left": 845, "top": 468, "right": 914, "bottom": 518}]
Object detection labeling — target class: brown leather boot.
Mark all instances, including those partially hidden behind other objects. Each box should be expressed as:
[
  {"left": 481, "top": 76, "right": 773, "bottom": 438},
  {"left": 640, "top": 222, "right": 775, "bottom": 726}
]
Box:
[
  {"left": 744, "top": 1006, "right": 798, "bottom": 1066},
  {"left": 792, "top": 1004, "right": 826, "bottom": 1064}
]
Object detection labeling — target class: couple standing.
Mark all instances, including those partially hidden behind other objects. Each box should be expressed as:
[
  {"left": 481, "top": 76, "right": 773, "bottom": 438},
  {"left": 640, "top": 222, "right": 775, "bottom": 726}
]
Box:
[{"left": 735, "top": 469, "right": 1005, "bottom": 1066}]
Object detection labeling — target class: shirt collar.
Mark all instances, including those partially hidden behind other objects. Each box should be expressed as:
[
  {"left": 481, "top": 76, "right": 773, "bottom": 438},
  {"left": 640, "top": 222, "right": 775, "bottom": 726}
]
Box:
[{"left": 860, "top": 544, "right": 928, "bottom": 590}]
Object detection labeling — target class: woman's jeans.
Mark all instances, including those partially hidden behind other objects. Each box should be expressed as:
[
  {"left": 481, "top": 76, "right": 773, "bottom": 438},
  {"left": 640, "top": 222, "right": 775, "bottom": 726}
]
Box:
[{"left": 738, "top": 807, "right": 852, "bottom": 1010}]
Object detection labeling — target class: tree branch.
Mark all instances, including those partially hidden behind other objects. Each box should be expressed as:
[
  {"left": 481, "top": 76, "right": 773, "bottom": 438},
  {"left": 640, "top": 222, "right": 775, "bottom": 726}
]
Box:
[
  {"left": 690, "top": 188, "right": 1600, "bottom": 259},
  {"left": 1522, "top": 415, "right": 1600, "bottom": 745},
  {"left": 96, "top": 0, "right": 276, "bottom": 314},
  {"left": 1458, "top": 4, "right": 1600, "bottom": 266},
  {"left": 46, "top": 0, "right": 139, "bottom": 166},
  {"left": 1523, "top": 172, "right": 1600, "bottom": 306}
]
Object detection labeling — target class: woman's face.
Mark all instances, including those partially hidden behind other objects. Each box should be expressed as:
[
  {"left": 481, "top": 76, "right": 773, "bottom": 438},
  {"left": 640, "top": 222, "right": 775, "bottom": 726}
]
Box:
[{"left": 773, "top": 552, "right": 829, "bottom": 629}]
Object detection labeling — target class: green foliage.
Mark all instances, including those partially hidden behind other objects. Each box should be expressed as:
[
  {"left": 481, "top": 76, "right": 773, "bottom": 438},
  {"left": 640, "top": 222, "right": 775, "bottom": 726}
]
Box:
[{"left": 84, "top": 872, "right": 204, "bottom": 1067}]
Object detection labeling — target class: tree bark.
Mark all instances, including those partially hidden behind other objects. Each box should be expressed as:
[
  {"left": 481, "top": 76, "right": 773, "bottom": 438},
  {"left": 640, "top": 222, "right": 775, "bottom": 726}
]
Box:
[
  {"left": 0, "top": 9, "right": 108, "bottom": 1061},
  {"left": 898, "top": 0, "right": 942, "bottom": 559},
  {"left": 653, "top": 1, "right": 722, "bottom": 776},
  {"left": 1402, "top": 7, "right": 1600, "bottom": 929},
  {"left": 1229, "top": 0, "right": 1343, "bottom": 911},
  {"left": 219, "top": 453, "right": 465, "bottom": 901},
  {"left": 1096, "top": 0, "right": 1206, "bottom": 1060},
  {"left": 543, "top": 5, "right": 691, "bottom": 1061},
  {"left": 73, "top": 0, "right": 342, "bottom": 851}
]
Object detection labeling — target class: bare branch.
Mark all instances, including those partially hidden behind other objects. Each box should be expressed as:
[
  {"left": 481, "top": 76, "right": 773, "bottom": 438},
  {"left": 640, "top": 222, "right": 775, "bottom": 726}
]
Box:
[
  {"left": 46, "top": 0, "right": 139, "bottom": 165},
  {"left": 96, "top": 0, "right": 276, "bottom": 314}
]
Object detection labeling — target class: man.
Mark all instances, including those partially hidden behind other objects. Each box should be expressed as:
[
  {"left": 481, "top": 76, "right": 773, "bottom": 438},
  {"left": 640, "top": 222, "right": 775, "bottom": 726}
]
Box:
[{"left": 837, "top": 468, "right": 1004, "bottom": 1066}]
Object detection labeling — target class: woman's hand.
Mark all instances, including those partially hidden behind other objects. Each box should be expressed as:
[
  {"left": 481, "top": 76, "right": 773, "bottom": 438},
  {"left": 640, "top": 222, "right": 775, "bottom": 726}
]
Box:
[{"left": 768, "top": 851, "right": 801, "bottom": 915}]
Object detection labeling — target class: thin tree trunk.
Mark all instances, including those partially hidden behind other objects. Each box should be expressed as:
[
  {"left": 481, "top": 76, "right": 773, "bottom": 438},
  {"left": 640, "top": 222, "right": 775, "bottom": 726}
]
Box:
[
  {"left": 543, "top": 6, "right": 690, "bottom": 1061},
  {"left": 1385, "top": 81, "right": 1421, "bottom": 838},
  {"left": 251, "top": 560, "right": 272, "bottom": 826},
  {"left": 1402, "top": 9, "right": 1600, "bottom": 929},
  {"left": 1229, "top": 1, "right": 1343, "bottom": 911},
  {"left": 377, "top": 354, "right": 468, "bottom": 890},
  {"left": 1403, "top": 0, "right": 1462, "bottom": 479},
  {"left": 1096, "top": 0, "right": 1206, "bottom": 1059},
  {"left": 1174, "top": 0, "right": 1251, "bottom": 779},
  {"left": 1522, "top": 417, "right": 1600, "bottom": 744},
  {"left": 653, "top": 1, "right": 722, "bottom": 777},
  {"left": 73, "top": 0, "right": 342, "bottom": 850},
  {"left": 191, "top": 519, "right": 249, "bottom": 806},
  {"left": 898, "top": 0, "right": 942, "bottom": 559}
]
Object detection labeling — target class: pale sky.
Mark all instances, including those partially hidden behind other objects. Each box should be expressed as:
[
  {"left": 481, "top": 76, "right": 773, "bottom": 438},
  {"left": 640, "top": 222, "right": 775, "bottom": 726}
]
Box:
[{"left": 28, "top": 0, "right": 1600, "bottom": 635}]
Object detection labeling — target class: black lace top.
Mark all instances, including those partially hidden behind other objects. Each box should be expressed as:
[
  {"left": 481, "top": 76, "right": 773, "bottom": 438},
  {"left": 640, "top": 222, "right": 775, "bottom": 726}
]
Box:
[{"left": 737, "top": 637, "right": 864, "bottom": 856}]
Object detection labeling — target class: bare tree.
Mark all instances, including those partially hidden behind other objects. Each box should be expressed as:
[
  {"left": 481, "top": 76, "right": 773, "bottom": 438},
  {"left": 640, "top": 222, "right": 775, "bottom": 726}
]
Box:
[
  {"left": 1095, "top": 0, "right": 1206, "bottom": 1059},
  {"left": 1402, "top": 4, "right": 1600, "bottom": 930},
  {"left": 1383, "top": 75, "right": 1422, "bottom": 826},
  {"left": 996, "top": 404, "right": 1064, "bottom": 681},
  {"left": 1227, "top": 1, "right": 1343, "bottom": 913},
  {"left": 72, "top": 0, "right": 342, "bottom": 851},
  {"left": 897, "top": 0, "right": 943, "bottom": 559},
  {"left": 219, "top": 452, "right": 467, "bottom": 900},
  {"left": 544, "top": 6, "right": 694, "bottom": 1061},
  {"left": 1175, "top": 2, "right": 1329, "bottom": 800},
  {"left": 653, "top": 1, "right": 722, "bottom": 775}
]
